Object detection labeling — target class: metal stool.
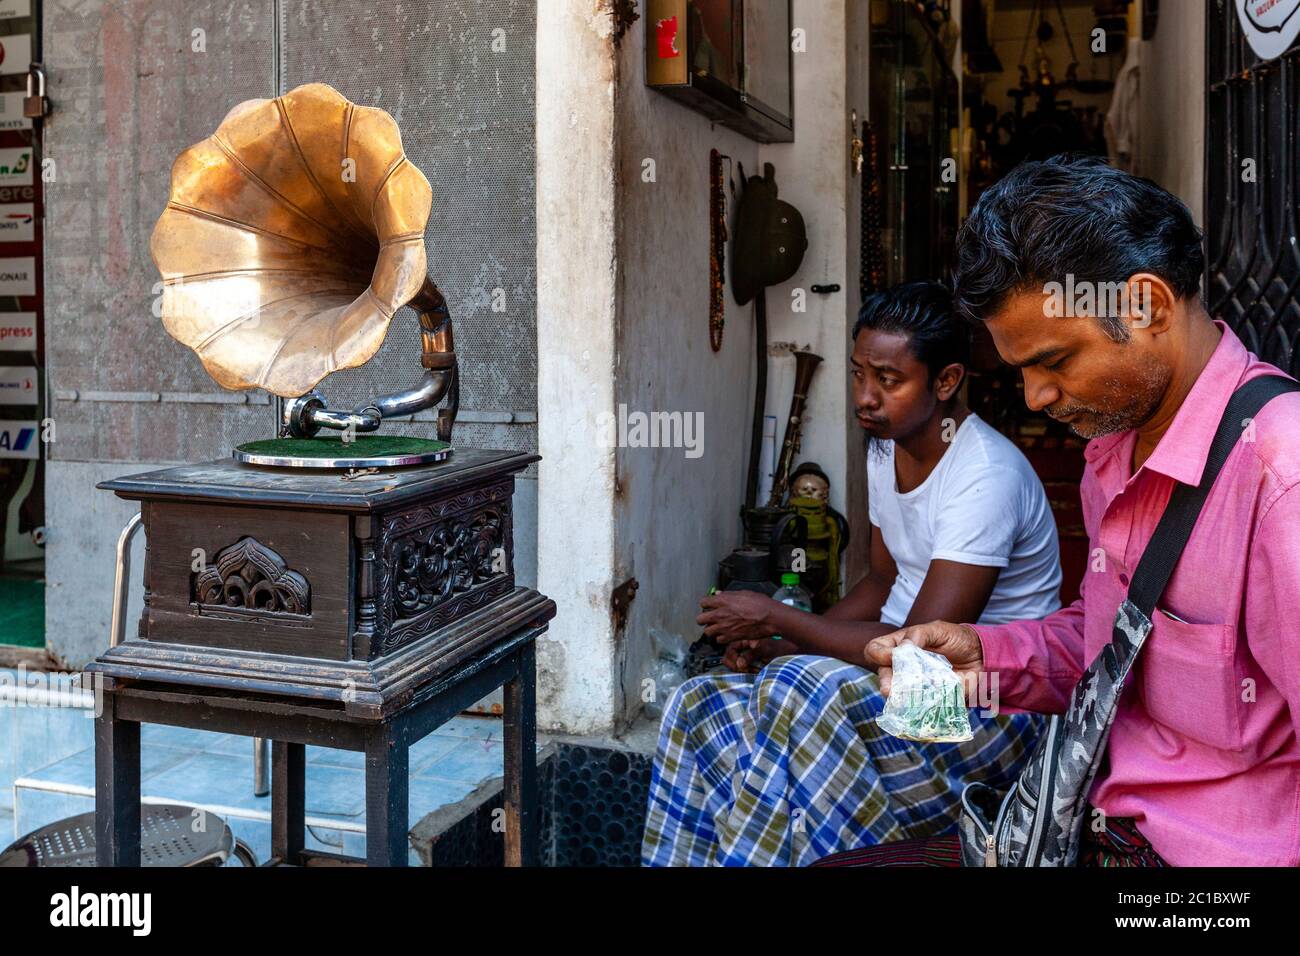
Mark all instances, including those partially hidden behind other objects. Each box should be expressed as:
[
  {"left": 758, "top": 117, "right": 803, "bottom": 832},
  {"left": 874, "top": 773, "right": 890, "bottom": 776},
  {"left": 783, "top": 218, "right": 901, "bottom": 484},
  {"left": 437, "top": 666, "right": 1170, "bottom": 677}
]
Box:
[{"left": 0, "top": 803, "right": 257, "bottom": 867}]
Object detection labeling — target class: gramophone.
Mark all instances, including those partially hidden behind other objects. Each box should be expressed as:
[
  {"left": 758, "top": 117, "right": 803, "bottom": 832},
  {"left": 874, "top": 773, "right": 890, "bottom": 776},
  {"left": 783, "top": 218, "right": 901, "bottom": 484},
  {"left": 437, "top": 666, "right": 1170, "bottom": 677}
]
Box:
[
  {"left": 89, "top": 84, "right": 553, "bottom": 707},
  {"left": 153, "top": 82, "right": 458, "bottom": 468}
]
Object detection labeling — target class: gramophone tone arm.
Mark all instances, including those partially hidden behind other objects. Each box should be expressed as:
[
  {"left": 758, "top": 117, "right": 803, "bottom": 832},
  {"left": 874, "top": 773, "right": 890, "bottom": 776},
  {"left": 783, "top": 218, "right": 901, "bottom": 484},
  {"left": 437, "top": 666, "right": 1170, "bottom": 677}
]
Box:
[
  {"left": 373, "top": 368, "right": 454, "bottom": 419},
  {"left": 282, "top": 275, "right": 459, "bottom": 441},
  {"left": 284, "top": 366, "right": 455, "bottom": 438},
  {"left": 309, "top": 405, "right": 382, "bottom": 432},
  {"left": 412, "top": 278, "right": 456, "bottom": 374}
]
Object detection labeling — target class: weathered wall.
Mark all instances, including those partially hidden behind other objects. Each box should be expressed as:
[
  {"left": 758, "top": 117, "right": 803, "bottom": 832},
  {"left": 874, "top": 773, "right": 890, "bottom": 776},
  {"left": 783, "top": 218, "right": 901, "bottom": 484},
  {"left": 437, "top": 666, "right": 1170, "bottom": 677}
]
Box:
[
  {"left": 42, "top": 0, "right": 539, "bottom": 666},
  {"left": 611, "top": 6, "right": 762, "bottom": 727},
  {"left": 535, "top": 1, "right": 621, "bottom": 733},
  {"left": 603, "top": 0, "right": 866, "bottom": 729},
  {"left": 760, "top": 0, "right": 867, "bottom": 593}
]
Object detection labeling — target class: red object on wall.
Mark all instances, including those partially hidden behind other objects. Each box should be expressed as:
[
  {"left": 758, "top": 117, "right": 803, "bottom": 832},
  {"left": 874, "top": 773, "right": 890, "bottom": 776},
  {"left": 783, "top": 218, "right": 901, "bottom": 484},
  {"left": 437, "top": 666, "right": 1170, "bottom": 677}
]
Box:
[{"left": 656, "top": 15, "right": 680, "bottom": 58}]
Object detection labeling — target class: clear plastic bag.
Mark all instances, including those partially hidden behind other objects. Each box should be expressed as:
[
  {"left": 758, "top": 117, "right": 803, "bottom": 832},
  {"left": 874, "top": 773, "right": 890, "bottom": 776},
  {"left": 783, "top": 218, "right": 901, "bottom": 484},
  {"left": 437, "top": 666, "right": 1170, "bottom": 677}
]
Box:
[
  {"left": 643, "top": 628, "right": 690, "bottom": 720},
  {"left": 877, "top": 642, "right": 973, "bottom": 743}
]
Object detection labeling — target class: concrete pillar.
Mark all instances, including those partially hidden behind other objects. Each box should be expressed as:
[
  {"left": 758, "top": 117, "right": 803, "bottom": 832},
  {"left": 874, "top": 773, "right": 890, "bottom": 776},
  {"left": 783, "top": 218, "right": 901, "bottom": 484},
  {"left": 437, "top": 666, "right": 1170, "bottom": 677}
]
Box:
[{"left": 535, "top": 4, "right": 621, "bottom": 734}]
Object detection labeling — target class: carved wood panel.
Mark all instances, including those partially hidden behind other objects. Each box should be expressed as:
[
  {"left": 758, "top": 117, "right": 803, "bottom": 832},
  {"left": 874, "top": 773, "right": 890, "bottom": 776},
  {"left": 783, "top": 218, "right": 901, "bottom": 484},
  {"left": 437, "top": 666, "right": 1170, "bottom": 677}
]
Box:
[
  {"left": 373, "top": 479, "right": 516, "bottom": 657},
  {"left": 191, "top": 536, "right": 312, "bottom": 621}
]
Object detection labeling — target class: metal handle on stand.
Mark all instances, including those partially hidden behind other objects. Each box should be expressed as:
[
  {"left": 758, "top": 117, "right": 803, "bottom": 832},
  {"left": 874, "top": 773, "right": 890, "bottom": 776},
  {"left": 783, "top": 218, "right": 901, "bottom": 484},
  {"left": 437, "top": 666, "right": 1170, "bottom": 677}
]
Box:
[
  {"left": 109, "top": 512, "right": 270, "bottom": 797},
  {"left": 110, "top": 513, "right": 144, "bottom": 648}
]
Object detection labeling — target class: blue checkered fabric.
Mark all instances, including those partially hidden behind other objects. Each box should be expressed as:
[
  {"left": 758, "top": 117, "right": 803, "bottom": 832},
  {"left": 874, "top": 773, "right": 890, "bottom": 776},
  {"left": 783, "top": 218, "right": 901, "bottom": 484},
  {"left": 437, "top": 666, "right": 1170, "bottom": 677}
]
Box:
[{"left": 642, "top": 655, "right": 1044, "bottom": 867}]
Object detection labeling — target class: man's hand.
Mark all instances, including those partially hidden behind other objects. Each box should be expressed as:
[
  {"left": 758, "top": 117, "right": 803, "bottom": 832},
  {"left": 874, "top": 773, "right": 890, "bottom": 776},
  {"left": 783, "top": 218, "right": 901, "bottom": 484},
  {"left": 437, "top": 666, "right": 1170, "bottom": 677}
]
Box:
[
  {"left": 698, "top": 590, "right": 777, "bottom": 644},
  {"left": 722, "top": 637, "right": 795, "bottom": 674},
  {"left": 864, "top": 620, "right": 984, "bottom": 696}
]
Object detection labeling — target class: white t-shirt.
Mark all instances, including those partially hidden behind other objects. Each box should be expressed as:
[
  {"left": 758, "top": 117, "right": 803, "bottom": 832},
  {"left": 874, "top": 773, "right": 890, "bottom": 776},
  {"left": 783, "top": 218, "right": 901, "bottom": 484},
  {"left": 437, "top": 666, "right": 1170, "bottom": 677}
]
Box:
[{"left": 867, "top": 413, "right": 1061, "bottom": 627}]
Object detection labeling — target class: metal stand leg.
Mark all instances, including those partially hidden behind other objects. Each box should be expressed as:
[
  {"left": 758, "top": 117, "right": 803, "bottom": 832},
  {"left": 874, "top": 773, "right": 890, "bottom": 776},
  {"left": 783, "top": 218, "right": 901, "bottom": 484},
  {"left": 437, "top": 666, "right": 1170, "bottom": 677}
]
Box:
[
  {"left": 502, "top": 642, "right": 538, "bottom": 867},
  {"left": 253, "top": 737, "right": 270, "bottom": 797},
  {"left": 271, "top": 741, "right": 306, "bottom": 865},
  {"left": 365, "top": 721, "right": 409, "bottom": 867},
  {"left": 95, "top": 693, "right": 140, "bottom": 866}
]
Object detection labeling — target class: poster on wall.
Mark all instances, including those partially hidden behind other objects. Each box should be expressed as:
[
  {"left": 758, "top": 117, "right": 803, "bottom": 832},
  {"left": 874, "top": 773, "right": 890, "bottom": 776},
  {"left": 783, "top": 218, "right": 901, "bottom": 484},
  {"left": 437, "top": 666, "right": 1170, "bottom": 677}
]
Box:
[
  {"left": 0, "top": 419, "right": 38, "bottom": 458},
  {"left": 0, "top": 312, "right": 35, "bottom": 350},
  {"left": 0, "top": 92, "right": 31, "bottom": 130},
  {"left": 0, "top": 0, "right": 31, "bottom": 20},
  {"left": 0, "top": 202, "right": 33, "bottom": 242},
  {"left": 0, "top": 256, "right": 34, "bottom": 294},
  {"left": 1237, "top": 0, "right": 1300, "bottom": 60},
  {"left": 0, "top": 366, "right": 35, "bottom": 403},
  {"left": 0, "top": 146, "right": 32, "bottom": 186},
  {"left": 0, "top": 33, "right": 30, "bottom": 75}
]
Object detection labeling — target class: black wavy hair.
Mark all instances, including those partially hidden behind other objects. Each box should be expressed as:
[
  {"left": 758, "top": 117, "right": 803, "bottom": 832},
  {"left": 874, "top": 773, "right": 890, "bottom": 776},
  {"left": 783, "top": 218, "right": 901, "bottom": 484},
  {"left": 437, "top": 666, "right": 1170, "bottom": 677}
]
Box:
[
  {"left": 852, "top": 280, "right": 969, "bottom": 382},
  {"left": 952, "top": 154, "right": 1204, "bottom": 340}
]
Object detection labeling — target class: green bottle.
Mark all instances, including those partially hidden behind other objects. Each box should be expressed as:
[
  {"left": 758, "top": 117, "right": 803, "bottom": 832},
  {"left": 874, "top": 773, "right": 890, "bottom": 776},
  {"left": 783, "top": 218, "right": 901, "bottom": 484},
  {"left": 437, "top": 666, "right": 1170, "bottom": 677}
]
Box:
[{"left": 771, "top": 572, "right": 812, "bottom": 641}]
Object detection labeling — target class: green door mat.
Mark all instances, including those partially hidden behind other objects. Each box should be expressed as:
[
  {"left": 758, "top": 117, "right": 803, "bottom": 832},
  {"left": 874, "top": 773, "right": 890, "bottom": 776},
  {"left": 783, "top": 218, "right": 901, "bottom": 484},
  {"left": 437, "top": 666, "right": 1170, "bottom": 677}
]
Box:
[{"left": 0, "top": 577, "right": 44, "bottom": 647}]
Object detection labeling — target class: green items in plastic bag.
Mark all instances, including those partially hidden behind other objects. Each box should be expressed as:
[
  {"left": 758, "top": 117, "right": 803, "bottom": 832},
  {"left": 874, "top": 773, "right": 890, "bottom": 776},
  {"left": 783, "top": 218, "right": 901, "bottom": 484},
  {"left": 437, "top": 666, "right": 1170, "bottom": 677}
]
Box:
[{"left": 877, "top": 642, "right": 974, "bottom": 743}]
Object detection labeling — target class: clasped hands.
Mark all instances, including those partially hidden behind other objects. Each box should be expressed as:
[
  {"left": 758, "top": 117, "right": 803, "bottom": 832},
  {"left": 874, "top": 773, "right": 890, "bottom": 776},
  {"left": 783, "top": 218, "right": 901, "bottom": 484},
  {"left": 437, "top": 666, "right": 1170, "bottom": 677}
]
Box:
[{"left": 696, "top": 590, "right": 794, "bottom": 673}]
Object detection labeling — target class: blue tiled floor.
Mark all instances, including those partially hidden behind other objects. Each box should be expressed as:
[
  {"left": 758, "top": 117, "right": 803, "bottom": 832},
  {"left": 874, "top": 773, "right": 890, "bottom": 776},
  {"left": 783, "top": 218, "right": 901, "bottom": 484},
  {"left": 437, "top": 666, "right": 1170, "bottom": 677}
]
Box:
[{"left": 9, "top": 713, "right": 529, "bottom": 864}]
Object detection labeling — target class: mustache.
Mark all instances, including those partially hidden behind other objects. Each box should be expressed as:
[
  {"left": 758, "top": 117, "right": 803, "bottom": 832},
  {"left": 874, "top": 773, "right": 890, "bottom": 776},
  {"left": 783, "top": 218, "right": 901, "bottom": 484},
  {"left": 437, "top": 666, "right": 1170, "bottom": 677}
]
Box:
[{"left": 1046, "top": 402, "right": 1092, "bottom": 421}]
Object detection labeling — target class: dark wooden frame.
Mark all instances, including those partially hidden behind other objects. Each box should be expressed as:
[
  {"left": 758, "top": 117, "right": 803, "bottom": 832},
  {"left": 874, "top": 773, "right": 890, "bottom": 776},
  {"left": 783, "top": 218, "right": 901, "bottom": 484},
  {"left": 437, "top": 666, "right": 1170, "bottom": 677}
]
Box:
[{"left": 644, "top": 0, "right": 795, "bottom": 143}]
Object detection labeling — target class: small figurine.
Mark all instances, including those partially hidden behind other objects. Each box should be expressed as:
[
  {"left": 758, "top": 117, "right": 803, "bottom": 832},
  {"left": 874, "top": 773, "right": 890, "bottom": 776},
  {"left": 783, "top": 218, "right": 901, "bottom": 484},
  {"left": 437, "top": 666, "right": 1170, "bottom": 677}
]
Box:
[{"left": 788, "top": 461, "right": 830, "bottom": 502}]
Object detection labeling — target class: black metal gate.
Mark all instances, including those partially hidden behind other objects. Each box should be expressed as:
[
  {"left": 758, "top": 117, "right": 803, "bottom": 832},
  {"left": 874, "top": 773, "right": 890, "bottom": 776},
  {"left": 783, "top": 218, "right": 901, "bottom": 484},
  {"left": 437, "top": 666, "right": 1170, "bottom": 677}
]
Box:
[{"left": 1205, "top": 0, "right": 1300, "bottom": 373}]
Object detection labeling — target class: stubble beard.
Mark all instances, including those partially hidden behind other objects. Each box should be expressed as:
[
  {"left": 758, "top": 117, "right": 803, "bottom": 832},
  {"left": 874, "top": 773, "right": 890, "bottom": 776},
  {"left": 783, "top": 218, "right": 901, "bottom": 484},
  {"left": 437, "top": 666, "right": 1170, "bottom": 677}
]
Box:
[{"left": 1050, "top": 354, "right": 1172, "bottom": 439}]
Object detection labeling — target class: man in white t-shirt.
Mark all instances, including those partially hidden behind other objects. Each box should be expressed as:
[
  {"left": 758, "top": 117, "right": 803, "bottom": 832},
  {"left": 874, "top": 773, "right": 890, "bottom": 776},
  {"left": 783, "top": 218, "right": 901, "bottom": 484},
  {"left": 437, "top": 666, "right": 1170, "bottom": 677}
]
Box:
[
  {"left": 869, "top": 407, "right": 1061, "bottom": 629},
  {"left": 644, "top": 281, "right": 1060, "bottom": 866}
]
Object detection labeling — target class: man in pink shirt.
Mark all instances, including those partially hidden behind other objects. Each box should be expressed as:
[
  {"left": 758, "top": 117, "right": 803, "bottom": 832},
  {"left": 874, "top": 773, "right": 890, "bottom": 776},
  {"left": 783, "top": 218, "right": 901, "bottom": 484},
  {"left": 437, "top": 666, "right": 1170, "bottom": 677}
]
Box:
[{"left": 866, "top": 155, "right": 1300, "bottom": 867}]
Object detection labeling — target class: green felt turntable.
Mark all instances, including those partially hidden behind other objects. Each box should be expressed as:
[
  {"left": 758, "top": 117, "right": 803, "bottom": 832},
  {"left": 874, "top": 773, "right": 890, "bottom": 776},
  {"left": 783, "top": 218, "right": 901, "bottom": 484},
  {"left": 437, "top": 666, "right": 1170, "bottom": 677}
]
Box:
[{"left": 233, "top": 435, "right": 453, "bottom": 469}]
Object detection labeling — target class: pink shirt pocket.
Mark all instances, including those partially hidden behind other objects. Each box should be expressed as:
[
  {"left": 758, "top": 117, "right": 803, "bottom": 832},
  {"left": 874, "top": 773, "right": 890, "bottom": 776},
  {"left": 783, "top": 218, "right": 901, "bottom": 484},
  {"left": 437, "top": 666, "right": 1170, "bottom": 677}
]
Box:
[{"left": 1138, "top": 610, "right": 1243, "bottom": 752}]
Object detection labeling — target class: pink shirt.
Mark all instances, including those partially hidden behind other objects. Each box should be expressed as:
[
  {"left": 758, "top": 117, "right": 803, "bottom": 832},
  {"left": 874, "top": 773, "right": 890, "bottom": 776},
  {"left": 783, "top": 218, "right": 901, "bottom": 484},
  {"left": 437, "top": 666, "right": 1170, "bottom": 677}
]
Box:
[{"left": 974, "top": 322, "right": 1300, "bottom": 866}]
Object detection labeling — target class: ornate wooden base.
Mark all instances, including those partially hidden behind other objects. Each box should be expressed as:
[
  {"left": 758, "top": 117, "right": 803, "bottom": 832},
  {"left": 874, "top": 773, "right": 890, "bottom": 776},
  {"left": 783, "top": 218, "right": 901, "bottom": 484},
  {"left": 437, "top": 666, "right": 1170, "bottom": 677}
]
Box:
[
  {"left": 89, "top": 587, "right": 554, "bottom": 719},
  {"left": 89, "top": 450, "right": 556, "bottom": 866}
]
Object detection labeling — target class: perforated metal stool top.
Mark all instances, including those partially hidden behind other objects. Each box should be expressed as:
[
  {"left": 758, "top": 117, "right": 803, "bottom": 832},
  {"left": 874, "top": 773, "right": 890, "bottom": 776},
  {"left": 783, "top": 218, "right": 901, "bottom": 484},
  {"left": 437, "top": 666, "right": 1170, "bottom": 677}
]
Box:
[{"left": 0, "top": 803, "right": 256, "bottom": 867}]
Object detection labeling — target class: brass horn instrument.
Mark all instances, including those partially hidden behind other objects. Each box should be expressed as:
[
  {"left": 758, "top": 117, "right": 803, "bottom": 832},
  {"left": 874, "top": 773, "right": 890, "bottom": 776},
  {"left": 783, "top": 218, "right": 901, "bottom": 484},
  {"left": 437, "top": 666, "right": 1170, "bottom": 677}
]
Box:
[
  {"left": 766, "top": 349, "right": 822, "bottom": 508},
  {"left": 151, "top": 82, "right": 457, "bottom": 442}
]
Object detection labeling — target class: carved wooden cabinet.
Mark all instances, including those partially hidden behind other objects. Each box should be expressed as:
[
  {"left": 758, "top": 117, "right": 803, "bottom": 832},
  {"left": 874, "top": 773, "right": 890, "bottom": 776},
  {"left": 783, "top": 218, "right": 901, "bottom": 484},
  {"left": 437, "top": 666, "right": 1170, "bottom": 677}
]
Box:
[{"left": 92, "top": 449, "right": 554, "bottom": 718}]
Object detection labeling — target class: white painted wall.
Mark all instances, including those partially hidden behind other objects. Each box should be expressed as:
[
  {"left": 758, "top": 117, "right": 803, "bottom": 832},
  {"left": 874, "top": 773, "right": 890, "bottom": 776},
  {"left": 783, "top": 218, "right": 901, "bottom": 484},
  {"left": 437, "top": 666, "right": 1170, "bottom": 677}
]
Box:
[
  {"left": 1137, "top": 0, "right": 1205, "bottom": 227},
  {"left": 611, "top": 8, "right": 761, "bottom": 727},
  {"left": 607, "top": 0, "right": 866, "bottom": 728},
  {"left": 536, "top": 3, "right": 621, "bottom": 734},
  {"left": 761, "top": 0, "right": 870, "bottom": 588}
]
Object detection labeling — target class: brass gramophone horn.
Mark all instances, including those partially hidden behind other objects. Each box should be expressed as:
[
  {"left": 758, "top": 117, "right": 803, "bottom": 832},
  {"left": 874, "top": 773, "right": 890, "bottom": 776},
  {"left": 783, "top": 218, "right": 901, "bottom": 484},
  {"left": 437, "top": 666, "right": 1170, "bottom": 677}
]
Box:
[{"left": 150, "top": 82, "right": 457, "bottom": 441}]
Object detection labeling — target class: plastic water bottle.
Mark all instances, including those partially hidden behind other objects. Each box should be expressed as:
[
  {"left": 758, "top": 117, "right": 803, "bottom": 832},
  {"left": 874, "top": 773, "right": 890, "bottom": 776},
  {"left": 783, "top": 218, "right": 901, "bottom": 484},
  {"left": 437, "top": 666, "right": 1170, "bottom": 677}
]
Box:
[{"left": 771, "top": 572, "right": 812, "bottom": 641}]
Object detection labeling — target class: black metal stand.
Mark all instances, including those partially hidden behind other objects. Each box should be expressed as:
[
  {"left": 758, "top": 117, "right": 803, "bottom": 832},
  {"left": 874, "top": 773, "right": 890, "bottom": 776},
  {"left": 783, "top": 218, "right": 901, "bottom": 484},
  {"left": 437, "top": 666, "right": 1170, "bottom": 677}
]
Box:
[{"left": 95, "top": 628, "right": 540, "bottom": 867}]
